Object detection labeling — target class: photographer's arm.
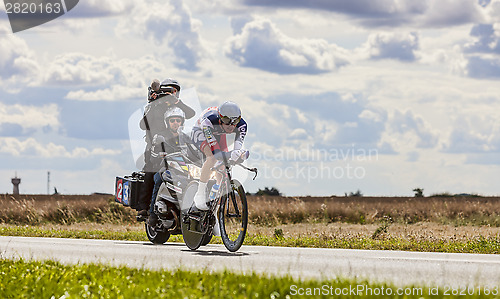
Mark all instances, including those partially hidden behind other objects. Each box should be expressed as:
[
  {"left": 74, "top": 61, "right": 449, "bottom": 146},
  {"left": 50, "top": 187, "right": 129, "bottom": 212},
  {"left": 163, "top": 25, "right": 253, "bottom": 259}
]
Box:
[{"left": 176, "top": 99, "right": 196, "bottom": 119}]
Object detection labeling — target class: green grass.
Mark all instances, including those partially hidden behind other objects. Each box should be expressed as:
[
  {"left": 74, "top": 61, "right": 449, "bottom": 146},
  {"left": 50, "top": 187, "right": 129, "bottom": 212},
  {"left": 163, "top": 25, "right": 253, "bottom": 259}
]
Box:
[
  {"left": 1, "top": 258, "right": 498, "bottom": 298},
  {"left": 0, "top": 225, "right": 150, "bottom": 241},
  {"left": 2, "top": 226, "right": 500, "bottom": 254}
]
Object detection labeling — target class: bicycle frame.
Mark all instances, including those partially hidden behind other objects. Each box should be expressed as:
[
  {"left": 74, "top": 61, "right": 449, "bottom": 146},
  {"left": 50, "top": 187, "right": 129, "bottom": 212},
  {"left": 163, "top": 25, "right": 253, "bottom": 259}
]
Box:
[{"left": 211, "top": 163, "right": 238, "bottom": 218}]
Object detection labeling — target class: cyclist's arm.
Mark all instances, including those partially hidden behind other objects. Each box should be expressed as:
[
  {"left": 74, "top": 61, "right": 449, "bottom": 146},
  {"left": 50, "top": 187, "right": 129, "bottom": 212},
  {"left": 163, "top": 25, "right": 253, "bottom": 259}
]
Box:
[{"left": 233, "top": 120, "right": 247, "bottom": 151}]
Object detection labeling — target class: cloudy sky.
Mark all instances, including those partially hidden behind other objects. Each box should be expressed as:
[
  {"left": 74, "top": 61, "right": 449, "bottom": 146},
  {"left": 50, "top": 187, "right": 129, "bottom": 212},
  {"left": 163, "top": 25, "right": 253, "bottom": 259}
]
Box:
[{"left": 1, "top": 0, "right": 500, "bottom": 196}]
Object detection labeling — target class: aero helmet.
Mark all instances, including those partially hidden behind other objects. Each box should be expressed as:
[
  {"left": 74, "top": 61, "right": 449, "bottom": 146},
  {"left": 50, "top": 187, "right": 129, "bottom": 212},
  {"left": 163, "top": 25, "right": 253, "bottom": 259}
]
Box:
[{"left": 218, "top": 101, "right": 241, "bottom": 125}]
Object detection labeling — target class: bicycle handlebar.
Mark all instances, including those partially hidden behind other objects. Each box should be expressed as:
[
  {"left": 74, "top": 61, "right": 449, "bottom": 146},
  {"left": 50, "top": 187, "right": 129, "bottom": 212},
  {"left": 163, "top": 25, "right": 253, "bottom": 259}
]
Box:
[{"left": 210, "top": 160, "right": 258, "bottom": 180}]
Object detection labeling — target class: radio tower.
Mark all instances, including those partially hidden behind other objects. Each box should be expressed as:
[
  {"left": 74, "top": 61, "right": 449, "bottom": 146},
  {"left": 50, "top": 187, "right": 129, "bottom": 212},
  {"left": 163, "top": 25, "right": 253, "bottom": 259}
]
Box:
[
  {"left": 47, "top": 171, "right": 50, "bottom": 195},
  {"left": 11, "top": 172, "right": 21, "bottom": 195}
]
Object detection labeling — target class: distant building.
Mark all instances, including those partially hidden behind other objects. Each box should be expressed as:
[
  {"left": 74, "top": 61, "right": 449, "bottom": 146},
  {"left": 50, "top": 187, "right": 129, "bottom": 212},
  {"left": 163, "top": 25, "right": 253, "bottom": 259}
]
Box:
[{"left": 12, "top": 174, "right": 21, "bottom": 195}]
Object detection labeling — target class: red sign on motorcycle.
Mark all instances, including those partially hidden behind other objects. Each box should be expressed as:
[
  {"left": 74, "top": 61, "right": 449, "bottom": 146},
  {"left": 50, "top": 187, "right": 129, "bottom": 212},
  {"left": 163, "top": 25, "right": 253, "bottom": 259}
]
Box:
[{"left": 116, "top": 178, "right": 123, "bottom": 203}]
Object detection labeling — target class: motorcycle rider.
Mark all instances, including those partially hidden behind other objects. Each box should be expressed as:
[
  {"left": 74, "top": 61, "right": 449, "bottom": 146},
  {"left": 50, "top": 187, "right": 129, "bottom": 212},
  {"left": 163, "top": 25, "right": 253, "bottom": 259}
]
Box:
[
  {"left": 137, "top": 78, "right": 195, "bottom": 220},
  {"left": 147, "top": 107, "right": 190, "bottom": 226},
  {"left": 190, "top": 101, "right": 249, "bottom": 212}
]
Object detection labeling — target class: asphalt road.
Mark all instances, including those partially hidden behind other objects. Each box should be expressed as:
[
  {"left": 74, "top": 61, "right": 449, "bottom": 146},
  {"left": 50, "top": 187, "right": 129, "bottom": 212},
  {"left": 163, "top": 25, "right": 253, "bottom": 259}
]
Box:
[{"left": 1, "top": 236, "right": 500, "bottom": 288}]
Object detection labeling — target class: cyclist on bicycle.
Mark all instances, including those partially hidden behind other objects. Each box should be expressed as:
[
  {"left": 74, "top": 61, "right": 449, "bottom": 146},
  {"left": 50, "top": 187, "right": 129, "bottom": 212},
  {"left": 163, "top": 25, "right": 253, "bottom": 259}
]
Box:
[{"left": 190, "top": 101, "right": 249, "bottom": 211}]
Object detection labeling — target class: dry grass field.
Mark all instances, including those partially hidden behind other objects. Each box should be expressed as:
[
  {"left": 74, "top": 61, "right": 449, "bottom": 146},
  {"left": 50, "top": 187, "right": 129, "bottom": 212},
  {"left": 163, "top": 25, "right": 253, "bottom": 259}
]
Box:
[
  {"left": 0, "top": 194, "right": 135, "bottom": 225},
  {"left": 2, "top": 193, "right": 500, "bottom": 226},
  {"left": 248, "top": 195, "right": 500, "bottom": 226},
  {"left": 1, "top": 193, "right": 499, "bottom": 243}
]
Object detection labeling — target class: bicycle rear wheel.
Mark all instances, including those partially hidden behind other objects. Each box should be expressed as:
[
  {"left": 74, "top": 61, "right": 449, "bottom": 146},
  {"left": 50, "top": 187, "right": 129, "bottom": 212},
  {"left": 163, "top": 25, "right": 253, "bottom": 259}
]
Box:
[
  {"left": 181, "top": 181, "right": 205, "bottom": 250},
  {"left": 218, "top": 179, "right": 248, "bottom": 252}
]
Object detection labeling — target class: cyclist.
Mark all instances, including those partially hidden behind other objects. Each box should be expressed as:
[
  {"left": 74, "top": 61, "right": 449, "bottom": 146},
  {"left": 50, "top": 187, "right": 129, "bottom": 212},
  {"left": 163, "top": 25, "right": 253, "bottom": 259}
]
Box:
[{"left": 190, "top": 101, "right": 249, "bottom": 212}]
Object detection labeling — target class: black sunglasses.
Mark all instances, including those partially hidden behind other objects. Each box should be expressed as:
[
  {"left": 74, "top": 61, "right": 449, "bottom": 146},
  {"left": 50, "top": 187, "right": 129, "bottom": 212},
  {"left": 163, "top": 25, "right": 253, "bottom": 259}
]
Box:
[{"left": 221, "top": 116, "right": 240, "bottom": 125}]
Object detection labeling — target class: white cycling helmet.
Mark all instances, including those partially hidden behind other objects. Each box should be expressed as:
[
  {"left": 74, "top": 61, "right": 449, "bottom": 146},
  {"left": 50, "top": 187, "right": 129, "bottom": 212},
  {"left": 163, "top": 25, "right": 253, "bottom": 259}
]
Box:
[
  {"left": 164, "top": 107, "right": 185, "bottom": 128},
  {"left": 218, "top": 101, "right": 241, "bottom": 125}
]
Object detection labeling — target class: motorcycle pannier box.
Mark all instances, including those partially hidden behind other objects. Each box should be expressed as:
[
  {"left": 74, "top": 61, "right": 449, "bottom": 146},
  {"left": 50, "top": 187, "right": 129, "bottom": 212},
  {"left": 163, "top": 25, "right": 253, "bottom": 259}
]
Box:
[{"left": 115, "top": 173, "right": 144, "bottom": 209}]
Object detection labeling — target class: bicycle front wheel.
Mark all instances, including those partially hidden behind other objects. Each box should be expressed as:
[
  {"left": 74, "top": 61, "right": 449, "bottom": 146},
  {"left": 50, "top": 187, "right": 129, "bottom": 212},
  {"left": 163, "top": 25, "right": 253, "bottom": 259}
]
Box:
[{"left": 218, "top": 179, "right": 248, "bottom": 252}]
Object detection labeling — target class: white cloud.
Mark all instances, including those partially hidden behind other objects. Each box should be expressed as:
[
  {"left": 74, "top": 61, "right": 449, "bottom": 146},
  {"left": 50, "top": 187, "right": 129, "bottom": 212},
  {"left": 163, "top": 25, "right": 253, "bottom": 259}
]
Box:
[
  {"left": 42, "top": 54, "right": 166, "bottom": 100},
  {"left": 44, "top": 53, "right": 115, "bottom": 86},
  {"left": 464, "top": 23, "right": 500, "bottom": 54},
  {"left": 358, "top": 31, "right": 420, "bottom": 61},
  {"left": 116, "top": 0, "right": 207, "bottom": 71},
  {"left": 483, "top": 0, "right": 500, "bottom": 22},
  {"left": 388, "top": 110, "right": 439, "bottom": 149},
  {"left": 225, "top": 17, "right": 350, "bottom": 74},
  {"left": 241, "top": 0, "right": 484, "bottom": 28},
  {"left": 289, "top": 128, "right": 308, "bottom": 139},
  {"left": 458, "top": 22, "right": 500, "bottom": 79},
  {"left": 65, "top": 0, "right": 135, "bottom": 17},
  {"left": 444, "top": 115, "right": 500, "bottom": 153},
  {"left": 0, "top": 137, "right": 120, "bottom": 158},
  {"left": 0, "top": 25, "right": 40, "bottom": 92},
  {"left": 419, "top": 0, "right": 485, "bottom": 27},
  {"left": 0, "top": 103, "right": 59, "bottom": 133}
]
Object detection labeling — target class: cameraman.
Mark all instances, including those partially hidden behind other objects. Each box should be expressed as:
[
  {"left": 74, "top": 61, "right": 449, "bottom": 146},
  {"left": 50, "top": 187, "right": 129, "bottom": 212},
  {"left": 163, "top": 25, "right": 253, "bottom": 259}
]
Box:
[{"left": 137, "top": 78, "right": 195, "bottom": 220}]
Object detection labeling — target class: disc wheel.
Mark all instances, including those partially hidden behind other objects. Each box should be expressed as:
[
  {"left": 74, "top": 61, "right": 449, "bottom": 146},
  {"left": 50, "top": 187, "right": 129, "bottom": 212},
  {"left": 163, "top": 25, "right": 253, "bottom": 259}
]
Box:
[
  {"left": 181, "top": 181, "right": 205, "bottom": 250},
  {"left": 145, "top": 222, "right": 170, "bottom": 244},
  {"left": 201, "top": 231, "right": 213, "bottom": 246},
  {"left": 219, "top": 179, "right": 248, "bottom": 252}
]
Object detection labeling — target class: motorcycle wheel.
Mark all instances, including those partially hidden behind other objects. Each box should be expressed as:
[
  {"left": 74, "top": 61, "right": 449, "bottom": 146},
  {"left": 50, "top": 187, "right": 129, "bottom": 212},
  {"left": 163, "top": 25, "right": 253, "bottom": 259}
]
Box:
[
  {"left": 180, "top": 181, "right": 205, "bottom": 250},
  {"left": 145, "top": 222, "right": 170, "bottom": 244},
  {"left": 219, "top": 179, "right": 248, "bottom": 252}
]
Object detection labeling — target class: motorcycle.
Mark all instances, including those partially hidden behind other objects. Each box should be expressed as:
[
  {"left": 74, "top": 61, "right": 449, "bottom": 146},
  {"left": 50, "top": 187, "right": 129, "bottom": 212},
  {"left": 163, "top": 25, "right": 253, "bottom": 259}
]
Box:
[
  {"left": 144, "top": 142, "right": 203, "bottom": 245},
  {"left": 142, "top": 141, "right": 257, "bottom": 252}
]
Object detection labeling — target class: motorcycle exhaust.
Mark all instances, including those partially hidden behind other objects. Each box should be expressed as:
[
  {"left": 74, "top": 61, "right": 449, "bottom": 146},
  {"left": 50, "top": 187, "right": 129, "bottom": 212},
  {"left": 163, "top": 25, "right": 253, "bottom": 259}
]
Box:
[
  {"left": 155, "top": 200, "right": 169, "bottom": 215},
  {"left": 154, "top": 199, "right": 180, "bottom": 232}
]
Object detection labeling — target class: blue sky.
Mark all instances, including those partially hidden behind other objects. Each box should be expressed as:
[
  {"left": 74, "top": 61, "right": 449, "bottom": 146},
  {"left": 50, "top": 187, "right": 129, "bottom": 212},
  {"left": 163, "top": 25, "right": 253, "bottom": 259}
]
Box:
[{"left": 1, "top": 0, "right": 500, "bottom": 196}]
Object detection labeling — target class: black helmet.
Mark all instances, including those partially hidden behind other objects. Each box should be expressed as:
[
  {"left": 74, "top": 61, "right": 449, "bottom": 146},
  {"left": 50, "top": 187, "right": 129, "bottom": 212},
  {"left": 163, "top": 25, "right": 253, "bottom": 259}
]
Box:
[{"left": 159, "top": 78, "right": 181, "bottom": 92}]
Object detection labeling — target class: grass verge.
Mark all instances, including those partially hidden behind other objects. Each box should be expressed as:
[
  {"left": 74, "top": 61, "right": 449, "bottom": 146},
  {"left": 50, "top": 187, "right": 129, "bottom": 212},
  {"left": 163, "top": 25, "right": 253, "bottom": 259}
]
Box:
[
  {"left": 1, "top": 258, "right": 498, "bottom": 298},
  {"left": 1, "top": 225, "right": 500, "bottom": 254}
]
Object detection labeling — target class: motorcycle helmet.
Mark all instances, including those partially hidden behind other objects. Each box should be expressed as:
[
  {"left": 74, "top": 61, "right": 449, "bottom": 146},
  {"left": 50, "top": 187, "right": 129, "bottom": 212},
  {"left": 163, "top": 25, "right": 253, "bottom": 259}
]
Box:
[
  {"left": 218, "top": 101, "right": 241, "bottom": 125},
  {"left": 159, "top": 78, "right": 181, "bottom": 93},
  {"left": 164, "top": 107, "right": 185, "bottom": 128}
]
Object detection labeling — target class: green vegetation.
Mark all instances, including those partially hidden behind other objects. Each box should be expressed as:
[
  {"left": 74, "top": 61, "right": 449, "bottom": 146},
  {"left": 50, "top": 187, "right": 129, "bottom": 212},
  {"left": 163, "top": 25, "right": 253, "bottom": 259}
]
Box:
[
  {"left": 255, "top": 187, "right": 281, "bottom": 196},
  {"left": 413, "top": 188, "right": 424, "bottom": 197},
  {"left": 1, "top": 258, "right": 498, "bottom": 298},
  {"left": 0, "top": 225, "right": 150, "bottom": 242},
  {"left": 346, "top": 189, "right": 363, "bottom": 197}
]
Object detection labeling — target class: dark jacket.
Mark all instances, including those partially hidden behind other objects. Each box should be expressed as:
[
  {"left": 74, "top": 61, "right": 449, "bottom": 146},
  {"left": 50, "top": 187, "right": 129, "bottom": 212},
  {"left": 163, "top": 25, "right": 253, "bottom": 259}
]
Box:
[
  {"left": 150, "top": 130, "right": 191, "bottom": 171},
  {"left": 140, "top": 95, "right": 195, "bottom": 147}
]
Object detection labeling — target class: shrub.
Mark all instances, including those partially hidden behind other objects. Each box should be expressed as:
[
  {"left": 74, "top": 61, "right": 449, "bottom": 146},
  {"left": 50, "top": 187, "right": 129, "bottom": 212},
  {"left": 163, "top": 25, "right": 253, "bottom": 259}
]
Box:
[
  {"left": 255, "top": 187, "right": 281, "bottom": 196},
  {"left": 413, "top": 188, "right": 424, "bottom": 197}
]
